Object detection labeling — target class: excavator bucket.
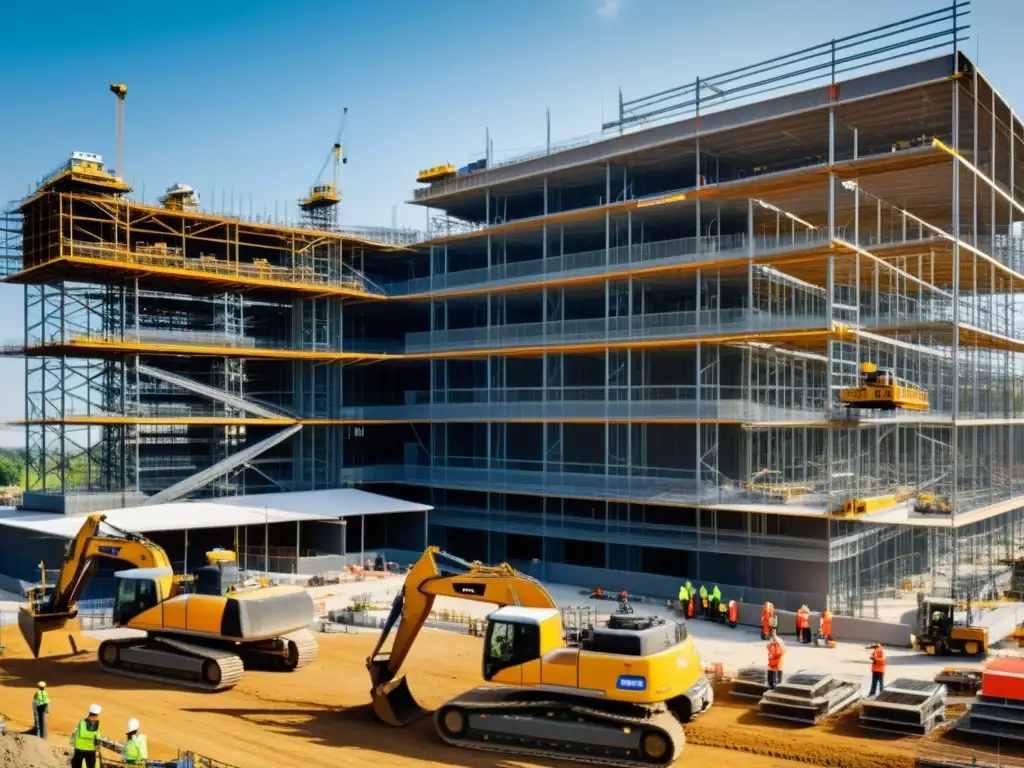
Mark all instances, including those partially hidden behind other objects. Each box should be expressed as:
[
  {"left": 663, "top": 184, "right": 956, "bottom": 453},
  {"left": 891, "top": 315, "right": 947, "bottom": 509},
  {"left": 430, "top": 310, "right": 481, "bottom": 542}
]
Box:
[
  {"left": 371, "top": 675, "right": 428, "bottom": 727},
  {"left": 17, "top": 608, "right": 83, "bottom": 659}
]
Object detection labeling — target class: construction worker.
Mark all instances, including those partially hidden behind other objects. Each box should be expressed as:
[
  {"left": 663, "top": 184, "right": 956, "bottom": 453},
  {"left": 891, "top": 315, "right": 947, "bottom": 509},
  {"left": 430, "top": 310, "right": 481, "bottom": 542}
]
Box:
[
  {"left": 69, "top": 704, "right": 102, "bottom": 768},
  {"left": 766, "top": 633, "right": 785, "bottom": 689},
  {"left": 819, "top": 609, "right": 834, "bottom": 646},
  {"left": 710, "top": 585, "right": 722, "bottom": 618},
  {"left": 717, "top": 599, "right": 728, "bottom": 624},
  {"left": 122, "top": 718, "right": 148, "bottom": 765},
  {"left": 796, "top": 604, "right": 811, "bottom": 643},
  {"left": 678, "top": 583, "right": 688, "bottom": 613},
  {"left": 869, "top": 642, "right": 886, "bottom": 697},
  {"left": 32, "top": 681, "right": 49, "bottom": 740},
  {"left": 699, "top": 585, "right": 709, "bottom": 619},
  {"left": 761, "top": 601, "right": 774, "bottom": 640},
  {"left": 684, "top": 581, "right": 693, "bottom": 604},
  {"left": 727, "top": 599, "right": 739, "bottom": 628}
]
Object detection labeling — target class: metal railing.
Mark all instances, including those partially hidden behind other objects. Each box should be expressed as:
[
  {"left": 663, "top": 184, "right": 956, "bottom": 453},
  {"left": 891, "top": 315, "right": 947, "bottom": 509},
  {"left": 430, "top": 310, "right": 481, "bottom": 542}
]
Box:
[
  {"left": 404, "top": 307, "right": 830, "bottom": 353},
  {"left": 431, "top": 506, "right": 829, "bottom": 560},
  {"left": 63, "top": 240, "right": 379, "bottom": 295}
]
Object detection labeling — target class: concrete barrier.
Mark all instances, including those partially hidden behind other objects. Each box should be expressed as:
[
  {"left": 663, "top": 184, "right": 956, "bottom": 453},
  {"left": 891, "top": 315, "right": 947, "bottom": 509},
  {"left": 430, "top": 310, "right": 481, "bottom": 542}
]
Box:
[{"left": 730, "top": 600, "right": 913, "bottom": 646}]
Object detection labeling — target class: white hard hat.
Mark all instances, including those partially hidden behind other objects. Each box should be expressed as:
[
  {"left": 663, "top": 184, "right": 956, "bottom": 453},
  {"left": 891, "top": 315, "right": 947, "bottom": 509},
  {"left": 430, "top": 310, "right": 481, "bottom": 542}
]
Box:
[
  {"left": 127, "top": 718, "right": 140, "bottom": 732},
  {"left": 88, "top": 704, "right": 102, "bottom": 716},
  {"left": 37, "top": 681, "right": 46, "bottom": 689}
]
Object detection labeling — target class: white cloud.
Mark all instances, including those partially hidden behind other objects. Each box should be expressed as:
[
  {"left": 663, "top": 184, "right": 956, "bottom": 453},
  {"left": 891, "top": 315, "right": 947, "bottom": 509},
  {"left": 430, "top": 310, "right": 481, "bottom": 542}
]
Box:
[{"left": 596, "top": 0, "right": 622, "bottom": 18}]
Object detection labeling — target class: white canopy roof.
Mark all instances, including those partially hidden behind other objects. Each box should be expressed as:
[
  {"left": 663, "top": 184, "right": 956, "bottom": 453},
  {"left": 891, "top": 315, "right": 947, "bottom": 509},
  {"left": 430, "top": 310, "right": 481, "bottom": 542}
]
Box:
[{"left": 0, "top": 488, "right": 431, "bottom": 540}]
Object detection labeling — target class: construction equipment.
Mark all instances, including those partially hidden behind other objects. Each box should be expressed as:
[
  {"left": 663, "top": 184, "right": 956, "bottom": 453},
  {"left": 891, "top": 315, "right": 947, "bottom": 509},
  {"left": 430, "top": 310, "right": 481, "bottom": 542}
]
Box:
[
  {"left": 832, "top": 490, "right": 911, "bottom": 518},
  {"left": 416, "top": 163, "right": 457, "bottom": 183},
  {"left": 911, "top": 595, "right": 988, "bottom": 656},
  {"left": 18, "top": 513, "right": 317, "bottom": 691},
  {"left": 742, "top": 469, "right": 811, "bottom": 502},
  {"left": 840, "top": 362, "right": 929, "bottom": 411},
  {"left": 914, "top": 492, "right": 952, "bottom": 515},
  {"left": 109, "top": 82, "right": 127, "bottom": 180},
  {"left": 367, "top": 547, "right": 712, "bottom": 767},
  {"left": 299, "top": 108, "right": 348, "bottom": 229}
]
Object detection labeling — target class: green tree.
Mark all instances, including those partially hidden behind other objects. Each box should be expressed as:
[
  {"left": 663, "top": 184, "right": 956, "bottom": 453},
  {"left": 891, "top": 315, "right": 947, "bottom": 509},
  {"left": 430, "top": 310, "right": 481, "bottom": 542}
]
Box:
[{"left": 0, "top": 455, "right": 21, "bottom": 487}]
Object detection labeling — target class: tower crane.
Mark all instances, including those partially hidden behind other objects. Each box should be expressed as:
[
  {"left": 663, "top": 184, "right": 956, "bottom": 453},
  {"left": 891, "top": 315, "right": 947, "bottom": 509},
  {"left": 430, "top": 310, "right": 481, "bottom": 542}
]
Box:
[
  {"left": 109, "top": 81, "right": 127, "bottom": 180},
  {"left": 299, "top": 108, "right": 348, "bottom": 229}
]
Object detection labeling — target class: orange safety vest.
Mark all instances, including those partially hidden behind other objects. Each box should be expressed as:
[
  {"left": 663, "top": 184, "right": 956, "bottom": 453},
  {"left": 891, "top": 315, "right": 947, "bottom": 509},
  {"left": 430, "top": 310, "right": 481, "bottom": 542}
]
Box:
[
  {"left": 871, "top": 647, "right": 886, "bottom": 673},
  {"left": 796, "top": 609, "right": 809, "bottom": 630},
  {"left": 728, "top": 600, "right": 739, "bottom": 623},
  {"left": 761, "top": 602, "right": 773, "bottom": 633},
  {"left": 821, "top": 611, "right": 832, "bottom": 636},
  {"left": 767, "top": 641, "right": 784, "bottom": 671}
]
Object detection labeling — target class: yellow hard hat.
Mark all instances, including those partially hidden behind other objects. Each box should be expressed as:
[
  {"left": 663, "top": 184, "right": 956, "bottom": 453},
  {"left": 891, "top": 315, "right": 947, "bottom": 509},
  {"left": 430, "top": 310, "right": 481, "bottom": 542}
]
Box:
[{"left": 37, "top": 681, "right": 46, "bottom": 689}]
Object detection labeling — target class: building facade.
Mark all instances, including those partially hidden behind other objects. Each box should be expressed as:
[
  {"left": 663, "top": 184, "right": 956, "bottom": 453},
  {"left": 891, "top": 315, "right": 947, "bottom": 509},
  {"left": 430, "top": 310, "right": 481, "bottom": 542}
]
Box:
[{"left": 5, "top": 6, "right": 1024, "bottom": 613}]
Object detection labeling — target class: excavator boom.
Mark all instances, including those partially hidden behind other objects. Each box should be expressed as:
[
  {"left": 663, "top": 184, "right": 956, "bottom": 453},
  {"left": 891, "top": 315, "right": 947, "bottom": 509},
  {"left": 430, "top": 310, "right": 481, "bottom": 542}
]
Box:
[
  {"left": 367, "top": 547, "right": 556, "bottom": 726},
  {"left": 19, "top": 513, "right": 173, "bottom": 658}
]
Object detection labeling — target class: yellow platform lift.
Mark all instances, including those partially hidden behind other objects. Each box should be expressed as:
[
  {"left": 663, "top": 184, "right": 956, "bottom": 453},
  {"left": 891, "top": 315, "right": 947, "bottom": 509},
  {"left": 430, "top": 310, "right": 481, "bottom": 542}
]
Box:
[{"left": 840, "top": 362, "right": 929, "bottom": 411}]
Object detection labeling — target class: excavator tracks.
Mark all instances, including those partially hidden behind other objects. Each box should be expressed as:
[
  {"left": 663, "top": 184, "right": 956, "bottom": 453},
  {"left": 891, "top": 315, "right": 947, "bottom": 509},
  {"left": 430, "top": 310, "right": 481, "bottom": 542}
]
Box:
[
  {"left": 283, "top": 629, "right": 319, "bottom": 670},
  {"left": 98, "top": 636, "right": 246, "bottom": 692},
  {"left": 434, "top": 687, "right": 686, "bottom": 767}
]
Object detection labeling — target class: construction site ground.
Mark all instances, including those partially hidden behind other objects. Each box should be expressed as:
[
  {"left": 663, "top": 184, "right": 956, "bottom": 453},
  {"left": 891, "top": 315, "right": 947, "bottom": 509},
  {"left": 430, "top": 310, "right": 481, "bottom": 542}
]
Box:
[
  {"left": 0, "top": 616, "right": 980, "bottom": 768},
  {"left": 1, "top": 576, "right": 1022, "bottom": 767}
]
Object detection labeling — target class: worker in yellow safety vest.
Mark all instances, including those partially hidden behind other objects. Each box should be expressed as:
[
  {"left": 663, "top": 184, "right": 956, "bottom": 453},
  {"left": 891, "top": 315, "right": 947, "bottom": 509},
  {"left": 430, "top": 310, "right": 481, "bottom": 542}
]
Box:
[
  {"left": 69, "top": 704, "right": 102, "bottom": 768},
  {"left": 122, "top": 718, "right": 148, "bottom": 765},
  {"left": 699, "top": 585, "right": 709, "bottom": 619},
  {"left": 32, "top": 681, "right": 49, "bottom": 740}
]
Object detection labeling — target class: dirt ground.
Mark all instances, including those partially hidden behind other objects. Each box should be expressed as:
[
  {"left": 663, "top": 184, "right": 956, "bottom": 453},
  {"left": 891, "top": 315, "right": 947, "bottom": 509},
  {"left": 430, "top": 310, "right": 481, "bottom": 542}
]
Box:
[
  {"left": 0, "top": 626, "right": 931, "bottom": 768},
  {"left": 0, "top": 732, "right": 72, "bottom": 768}
]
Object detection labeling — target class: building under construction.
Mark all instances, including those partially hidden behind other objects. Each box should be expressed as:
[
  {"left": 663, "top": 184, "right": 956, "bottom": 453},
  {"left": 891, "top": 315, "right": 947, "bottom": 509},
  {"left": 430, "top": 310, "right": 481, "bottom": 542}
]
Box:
[{"left": 2, "top": 3, "right": 1024, "bottom": 615}]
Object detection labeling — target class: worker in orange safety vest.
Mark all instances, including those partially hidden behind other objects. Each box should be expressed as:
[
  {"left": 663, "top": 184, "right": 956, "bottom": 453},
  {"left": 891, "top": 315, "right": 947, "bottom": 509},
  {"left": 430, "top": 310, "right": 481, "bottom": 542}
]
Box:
[
  {"left": 761, "top": 601, "right": 774, "bottom": 640},
  {"left": 817, "top": 609, "right": 834, "bottom": 646},
  {"left": 869, "top": 642, "right": 886, "bottom": 697},
  {"left": 796, "top": 604, "right": 811, "bottom": 644},
  {"left": 766, "top": 633, "right": 785, "bottom": 689},
  {"left": 727, "top": 599, "right": 739, "bottom": 628}
]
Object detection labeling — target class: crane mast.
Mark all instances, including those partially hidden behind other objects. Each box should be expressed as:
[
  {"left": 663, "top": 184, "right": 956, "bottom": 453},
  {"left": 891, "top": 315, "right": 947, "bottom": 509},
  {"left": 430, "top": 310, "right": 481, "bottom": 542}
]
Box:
[{"left": 109, "top": 81, "right": 127, "bottom": 180}]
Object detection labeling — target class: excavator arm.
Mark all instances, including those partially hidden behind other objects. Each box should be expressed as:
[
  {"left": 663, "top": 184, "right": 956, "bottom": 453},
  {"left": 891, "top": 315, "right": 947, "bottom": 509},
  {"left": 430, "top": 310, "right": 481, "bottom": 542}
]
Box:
[
  {"left": 19, "top": 513, "right": 175, "bottom": 657},
  {"left": 367, "top": 546, "right": 556, "bottom": 726}
]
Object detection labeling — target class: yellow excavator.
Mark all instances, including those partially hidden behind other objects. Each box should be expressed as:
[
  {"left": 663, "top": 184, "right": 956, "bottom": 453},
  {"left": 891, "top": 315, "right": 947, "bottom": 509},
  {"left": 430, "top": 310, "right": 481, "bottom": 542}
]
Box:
[
  {"left": 18, "top": 513, "right": 318, "bottom": 691},
  {"left": 367, "top": 547, "right": 712, "bottom": 766}
]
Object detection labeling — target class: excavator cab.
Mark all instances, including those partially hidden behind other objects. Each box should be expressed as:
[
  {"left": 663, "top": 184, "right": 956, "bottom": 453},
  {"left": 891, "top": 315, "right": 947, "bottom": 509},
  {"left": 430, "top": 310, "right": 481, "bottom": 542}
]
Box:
[
  {"left": 482, "top": 607, "right": 553, "bottom": 683},
  {"left": 112, "top": 569, "right": 168, "bottom": 625}
]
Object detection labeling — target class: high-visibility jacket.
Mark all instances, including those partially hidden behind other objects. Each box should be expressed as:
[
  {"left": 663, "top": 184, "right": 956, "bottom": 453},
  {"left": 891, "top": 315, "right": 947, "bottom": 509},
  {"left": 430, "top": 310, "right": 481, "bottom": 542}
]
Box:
[
  {"left": 123, "top": 733, "right": 148, "bottom": 764},
  {"left": 685, "top": 582, "right": 693, "bottom": 598},
  {"left": 711, "top": 586, "right": 721, "bottom": 602},
  {"left": 699, "top": 586, "right": 708, "bottom": 600},
  {"left": 820, "top": 610, "right": 833, "bottom": 636},
  {"left": 71, "top": 718, "right": 101, "bottom": 752},
  {"left": 728, "top": 600, "right": 739, "bottom": 624},
  {"left": 796, "top": 607, "right": 810, "bottom": 630},
  {"left": 33, "top": 690, "right": 49, "bottom": 708},
  {"left": 871, "top": 647, "right": 886, "bottom": 674},
  {"left": 679, "top": 585, "right": 688, "bottom": 602},
  {"left": 718, "top": 601, "right": 728, "bottom": 615},
  {"left": 767, "top": 640, "right": 785, "bottom": 671},
  {"left": 761, "top": 602, "right": 774, "bottom": 634}
]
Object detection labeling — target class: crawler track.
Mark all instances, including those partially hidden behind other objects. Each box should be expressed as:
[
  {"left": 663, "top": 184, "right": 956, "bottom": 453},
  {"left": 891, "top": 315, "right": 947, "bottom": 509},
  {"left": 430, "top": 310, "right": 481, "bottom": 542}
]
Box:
[
  {"left": 98, "top": 636, "right": 246, "bottom": 692},
  {"left": 434, "top": 686, "right": 686, "bottom": 767}
]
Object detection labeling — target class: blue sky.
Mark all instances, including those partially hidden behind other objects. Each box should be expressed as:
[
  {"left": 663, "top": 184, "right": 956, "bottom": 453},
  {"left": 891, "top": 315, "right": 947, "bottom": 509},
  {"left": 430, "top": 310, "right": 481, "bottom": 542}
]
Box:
[{"left": 0, "top": 0, "right": 1018, "bottom": 444}]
